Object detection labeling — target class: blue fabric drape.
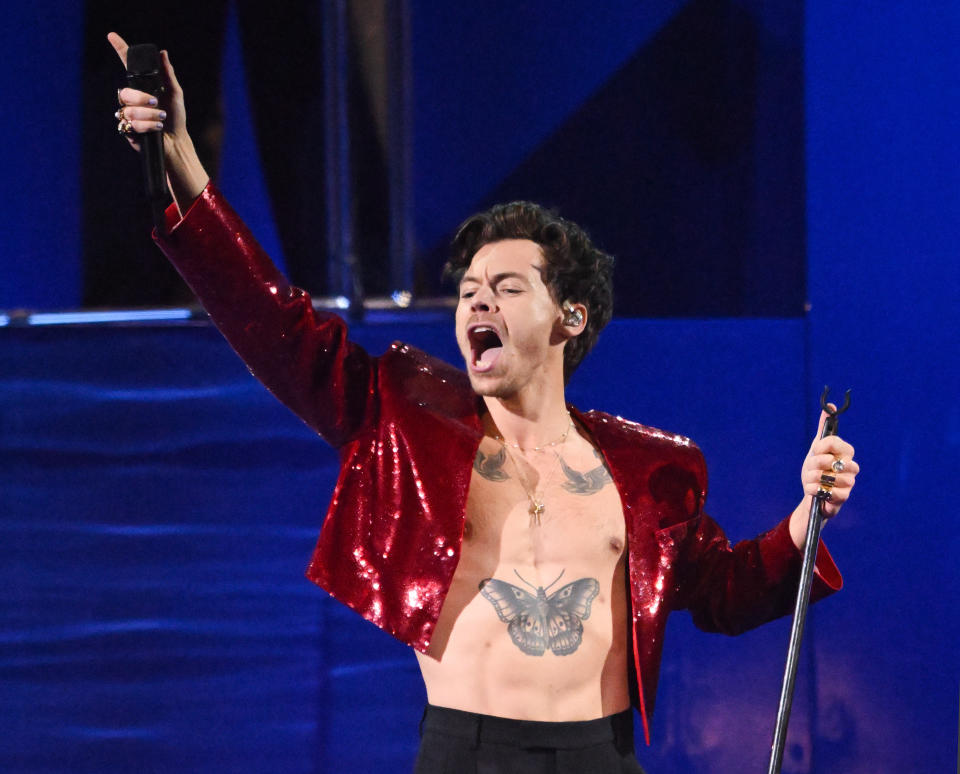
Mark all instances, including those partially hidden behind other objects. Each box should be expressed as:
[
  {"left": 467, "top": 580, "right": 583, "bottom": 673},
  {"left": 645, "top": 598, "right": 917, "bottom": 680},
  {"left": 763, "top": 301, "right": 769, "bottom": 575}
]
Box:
[{"left": 2, "top": 318, "right": 830, "bottom": 772}]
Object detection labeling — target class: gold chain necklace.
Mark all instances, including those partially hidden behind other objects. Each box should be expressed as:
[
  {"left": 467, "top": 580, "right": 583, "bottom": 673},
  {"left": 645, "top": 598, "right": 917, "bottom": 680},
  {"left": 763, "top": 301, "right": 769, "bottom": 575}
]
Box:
[
  {"left": 497, "top": 412, "right": 573, "bottom": 452},
  {"left": 498, "top": 414, "right": 573, "bottom": 525}
]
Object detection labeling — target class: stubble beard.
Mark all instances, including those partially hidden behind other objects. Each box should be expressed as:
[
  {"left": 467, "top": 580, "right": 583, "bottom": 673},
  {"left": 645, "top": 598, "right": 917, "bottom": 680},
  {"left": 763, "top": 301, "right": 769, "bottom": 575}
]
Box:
[
  {"left": 468, "top": 373, "right": 514, "bottom": 399},
  {"left": 466, "top": 364, "right": 526, "bottom": 400}
]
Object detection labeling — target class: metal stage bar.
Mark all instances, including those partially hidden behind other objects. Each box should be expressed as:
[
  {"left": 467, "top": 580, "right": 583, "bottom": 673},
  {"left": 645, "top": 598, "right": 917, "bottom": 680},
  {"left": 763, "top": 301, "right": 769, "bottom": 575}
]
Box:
[{"left": 0, "top": 298, "right": 455, "bottom": 328}]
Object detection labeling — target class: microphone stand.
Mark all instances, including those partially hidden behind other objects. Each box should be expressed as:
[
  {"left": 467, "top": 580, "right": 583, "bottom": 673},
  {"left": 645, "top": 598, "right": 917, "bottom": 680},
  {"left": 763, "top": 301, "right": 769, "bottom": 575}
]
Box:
[{"left": 767, "top": 387, "right": 850, "bottom": 774}]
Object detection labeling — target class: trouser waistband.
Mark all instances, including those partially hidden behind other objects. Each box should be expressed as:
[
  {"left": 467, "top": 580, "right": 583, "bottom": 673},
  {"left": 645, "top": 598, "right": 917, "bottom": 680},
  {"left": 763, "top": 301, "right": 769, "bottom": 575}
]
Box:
[{"left": 419, "top": 704, "right": 635, "bottom": 750}]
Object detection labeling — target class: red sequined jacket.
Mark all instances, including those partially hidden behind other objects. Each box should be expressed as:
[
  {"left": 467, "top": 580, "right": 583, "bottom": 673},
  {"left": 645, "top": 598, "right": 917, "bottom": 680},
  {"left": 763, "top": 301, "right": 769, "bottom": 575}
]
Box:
[{"left": 155, "top": 183, "right": 842, "bottom": 743}]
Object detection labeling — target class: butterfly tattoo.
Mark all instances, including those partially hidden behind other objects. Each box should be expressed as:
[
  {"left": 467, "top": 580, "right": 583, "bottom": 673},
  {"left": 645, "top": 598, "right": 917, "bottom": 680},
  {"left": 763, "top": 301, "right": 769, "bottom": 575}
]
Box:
[{"left": 478, "top": 570, "right": 600, "bottom": 656}]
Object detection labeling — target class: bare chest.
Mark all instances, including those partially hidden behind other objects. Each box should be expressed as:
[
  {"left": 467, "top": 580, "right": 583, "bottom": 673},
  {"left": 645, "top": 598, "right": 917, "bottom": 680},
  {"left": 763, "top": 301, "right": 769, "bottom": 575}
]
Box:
[{"left": 463, "top": 438, "right": 626, "bottom": 568}]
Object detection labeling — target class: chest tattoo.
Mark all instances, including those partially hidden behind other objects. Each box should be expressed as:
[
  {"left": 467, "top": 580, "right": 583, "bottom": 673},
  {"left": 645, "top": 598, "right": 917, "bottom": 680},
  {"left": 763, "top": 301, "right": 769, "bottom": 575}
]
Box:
[
  {"left": 479, "top": 570, "right": 600, "bottom": 656},
  {"left": 558, "top": 449, "right": 613, "bottom": 495},
  {"left": 474, "top": 446, "right": 510, "bottom": 481}
]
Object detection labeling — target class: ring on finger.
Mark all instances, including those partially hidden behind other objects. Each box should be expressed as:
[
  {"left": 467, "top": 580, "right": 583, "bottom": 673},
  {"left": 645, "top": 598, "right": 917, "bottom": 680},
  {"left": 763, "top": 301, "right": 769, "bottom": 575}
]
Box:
[
  {"left": 831, "top": 457, "right": 845, "bottom": 473},
  {"left": 117, "top": 88, "right": 125, "bottom": 106},
  {"left": 819, "top": 473, "right": 836, "bottom": 489},
  {"left": 117, "top": 118, "right": 135, "bottom": 136},
  {"left": 115, "top": 106, "right": 127, "bottom": 122}
]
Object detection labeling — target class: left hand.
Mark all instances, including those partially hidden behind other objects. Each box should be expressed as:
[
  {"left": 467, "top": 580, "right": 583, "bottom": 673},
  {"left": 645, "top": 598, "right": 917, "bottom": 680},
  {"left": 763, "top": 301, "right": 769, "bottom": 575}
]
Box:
[
  {"left": 108, "top": 31, "right": 209, "bottom": 214},
  {"left": 789, "top": 406, "right": 860, "bottom": 549}
]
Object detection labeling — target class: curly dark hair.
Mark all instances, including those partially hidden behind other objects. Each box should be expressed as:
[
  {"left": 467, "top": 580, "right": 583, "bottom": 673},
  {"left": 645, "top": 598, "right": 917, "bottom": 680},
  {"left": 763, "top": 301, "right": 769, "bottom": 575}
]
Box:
[{"left": 444, "top": 201, "right": 615, "bottom": 382}]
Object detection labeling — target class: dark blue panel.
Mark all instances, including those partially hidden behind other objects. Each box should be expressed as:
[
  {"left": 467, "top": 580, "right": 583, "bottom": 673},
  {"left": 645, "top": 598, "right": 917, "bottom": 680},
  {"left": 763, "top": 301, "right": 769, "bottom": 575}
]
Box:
[
  {"left": 411, "top": 0, "right": 685, "bottom": 251},
  {"left": 413, "top": 1, "right": 807, "bottom": 316},
  {"left": 0, "top": 2, "right": 84, "bottom": 309},
  {"left": 217, "top": 4, "right": 288, "bottom": 278}
]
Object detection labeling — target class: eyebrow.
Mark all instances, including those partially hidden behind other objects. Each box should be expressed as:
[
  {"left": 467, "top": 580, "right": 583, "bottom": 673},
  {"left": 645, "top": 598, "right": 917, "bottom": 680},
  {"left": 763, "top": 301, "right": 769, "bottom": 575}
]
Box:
[{"left": 459, "top": 268, "right": 541, "bottom": 286}]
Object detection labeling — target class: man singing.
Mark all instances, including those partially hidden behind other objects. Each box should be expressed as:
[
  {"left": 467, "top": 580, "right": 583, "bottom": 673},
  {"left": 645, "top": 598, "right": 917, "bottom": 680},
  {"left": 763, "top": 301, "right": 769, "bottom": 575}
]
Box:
[{"left": 109, "top": 32, "right": 857, "bottom": 773}]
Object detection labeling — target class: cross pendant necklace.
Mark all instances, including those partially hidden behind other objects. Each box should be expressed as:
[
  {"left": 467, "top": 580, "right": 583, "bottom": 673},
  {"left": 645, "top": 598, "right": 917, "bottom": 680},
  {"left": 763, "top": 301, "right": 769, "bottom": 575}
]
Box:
[
  {"left": 496, "top": 412, "right": 574, "bottom": 527},
  {"left": 530, "top": 499, "right": 545, "bottom": 525},
  {"left": 503, "top": 446, "right": 562, "bottom": 527}
]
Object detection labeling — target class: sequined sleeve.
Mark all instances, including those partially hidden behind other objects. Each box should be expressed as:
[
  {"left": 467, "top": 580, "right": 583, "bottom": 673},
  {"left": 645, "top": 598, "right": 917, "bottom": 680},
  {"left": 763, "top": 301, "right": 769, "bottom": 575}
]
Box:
[
  {"left": 658, "top": 446, "right": 842, "bottom": 635},
  {"left": 153, "top": 183, "right": 376, "bottom": 447}
]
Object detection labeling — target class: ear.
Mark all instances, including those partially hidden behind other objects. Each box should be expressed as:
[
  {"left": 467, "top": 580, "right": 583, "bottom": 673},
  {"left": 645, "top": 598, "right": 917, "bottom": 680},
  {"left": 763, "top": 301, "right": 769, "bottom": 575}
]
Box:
[{"left": 558, "top": 300, "right": 588, "bottom": 340}]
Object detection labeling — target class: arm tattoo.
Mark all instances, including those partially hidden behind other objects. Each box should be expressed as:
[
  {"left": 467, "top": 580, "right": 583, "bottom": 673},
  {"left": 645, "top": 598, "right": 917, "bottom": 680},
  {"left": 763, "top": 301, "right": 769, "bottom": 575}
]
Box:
[
  {"left": 474, "top": 446, "right": 510, "bottom": 481},
  {"left": 558, "top": 449, "right": 612, "bottom": 495},
  {"left": 478, "top": 569, "right": 599, "bottom": 656}
]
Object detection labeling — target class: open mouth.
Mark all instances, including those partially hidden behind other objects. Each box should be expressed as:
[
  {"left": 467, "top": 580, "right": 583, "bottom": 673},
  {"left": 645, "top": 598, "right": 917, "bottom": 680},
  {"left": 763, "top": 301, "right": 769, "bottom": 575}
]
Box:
[{"left": 468, "top": 325, "right": 503, "bottom": 372}]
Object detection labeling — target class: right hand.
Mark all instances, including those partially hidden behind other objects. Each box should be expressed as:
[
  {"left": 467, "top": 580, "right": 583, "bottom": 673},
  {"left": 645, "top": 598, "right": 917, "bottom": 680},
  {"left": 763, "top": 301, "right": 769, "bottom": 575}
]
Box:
[{"left": 108, "top": 31, "right": 186, "bottom": 154}]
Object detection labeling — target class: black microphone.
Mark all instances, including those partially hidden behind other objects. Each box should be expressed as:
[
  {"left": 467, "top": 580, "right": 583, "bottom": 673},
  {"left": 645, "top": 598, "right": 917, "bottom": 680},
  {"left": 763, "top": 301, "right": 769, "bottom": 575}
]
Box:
[{"left": 125, "top": 44, "right": 168, "bottom": 233}]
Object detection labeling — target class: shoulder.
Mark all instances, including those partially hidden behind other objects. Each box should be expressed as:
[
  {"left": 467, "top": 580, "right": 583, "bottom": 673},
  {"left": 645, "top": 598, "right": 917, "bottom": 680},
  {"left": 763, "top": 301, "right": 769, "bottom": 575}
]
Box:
[
  {"left": 380, "top": 341, "right": 478, "bottom": 420},
  {"left": 578, "top": 409, "right": 700, "bottom": 454},
  {"left": 576, "top": 409, "right": 707, "bottom": 494},
  {"left": 381, "top": 341, "right": 470, "bottom": 387}
]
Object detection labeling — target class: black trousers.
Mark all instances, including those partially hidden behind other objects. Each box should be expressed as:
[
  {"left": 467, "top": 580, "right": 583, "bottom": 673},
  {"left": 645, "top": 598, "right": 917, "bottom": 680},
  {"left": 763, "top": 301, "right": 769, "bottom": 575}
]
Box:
[{"left": 413, "top": 704, "right": 647, "bottom": 774}]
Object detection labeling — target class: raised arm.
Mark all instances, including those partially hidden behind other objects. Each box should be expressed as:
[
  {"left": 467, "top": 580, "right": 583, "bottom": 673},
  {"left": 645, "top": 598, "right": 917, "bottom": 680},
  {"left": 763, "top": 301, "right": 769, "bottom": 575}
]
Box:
[{"left": 108, "top": 33, "right": 376, "bottom": 447}]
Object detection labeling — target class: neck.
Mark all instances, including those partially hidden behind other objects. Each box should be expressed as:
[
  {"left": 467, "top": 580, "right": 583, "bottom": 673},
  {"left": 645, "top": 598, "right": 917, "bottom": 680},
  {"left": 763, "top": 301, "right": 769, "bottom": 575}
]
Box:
[{"left": 482, "top": 386, "right": 571, "bottom": 450}]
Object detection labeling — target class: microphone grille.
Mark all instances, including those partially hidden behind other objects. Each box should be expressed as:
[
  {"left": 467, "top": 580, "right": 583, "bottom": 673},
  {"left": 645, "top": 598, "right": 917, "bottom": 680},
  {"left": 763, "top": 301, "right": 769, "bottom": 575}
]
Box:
[{"left": 127, "top": 44, "right": 161, "bottom": 75}]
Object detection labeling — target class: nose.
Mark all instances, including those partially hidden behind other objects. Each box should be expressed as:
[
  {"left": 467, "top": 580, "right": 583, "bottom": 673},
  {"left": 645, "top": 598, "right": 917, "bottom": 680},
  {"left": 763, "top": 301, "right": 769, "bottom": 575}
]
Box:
[{"left": 470, "top": 285, "right": 498, "bottom": 312}]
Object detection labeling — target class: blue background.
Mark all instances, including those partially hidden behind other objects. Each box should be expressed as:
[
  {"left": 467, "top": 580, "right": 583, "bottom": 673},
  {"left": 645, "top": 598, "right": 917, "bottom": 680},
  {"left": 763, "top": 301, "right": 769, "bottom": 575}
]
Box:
[{"left": 2, "top": 2, "right": 958, "bottom": 772}]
